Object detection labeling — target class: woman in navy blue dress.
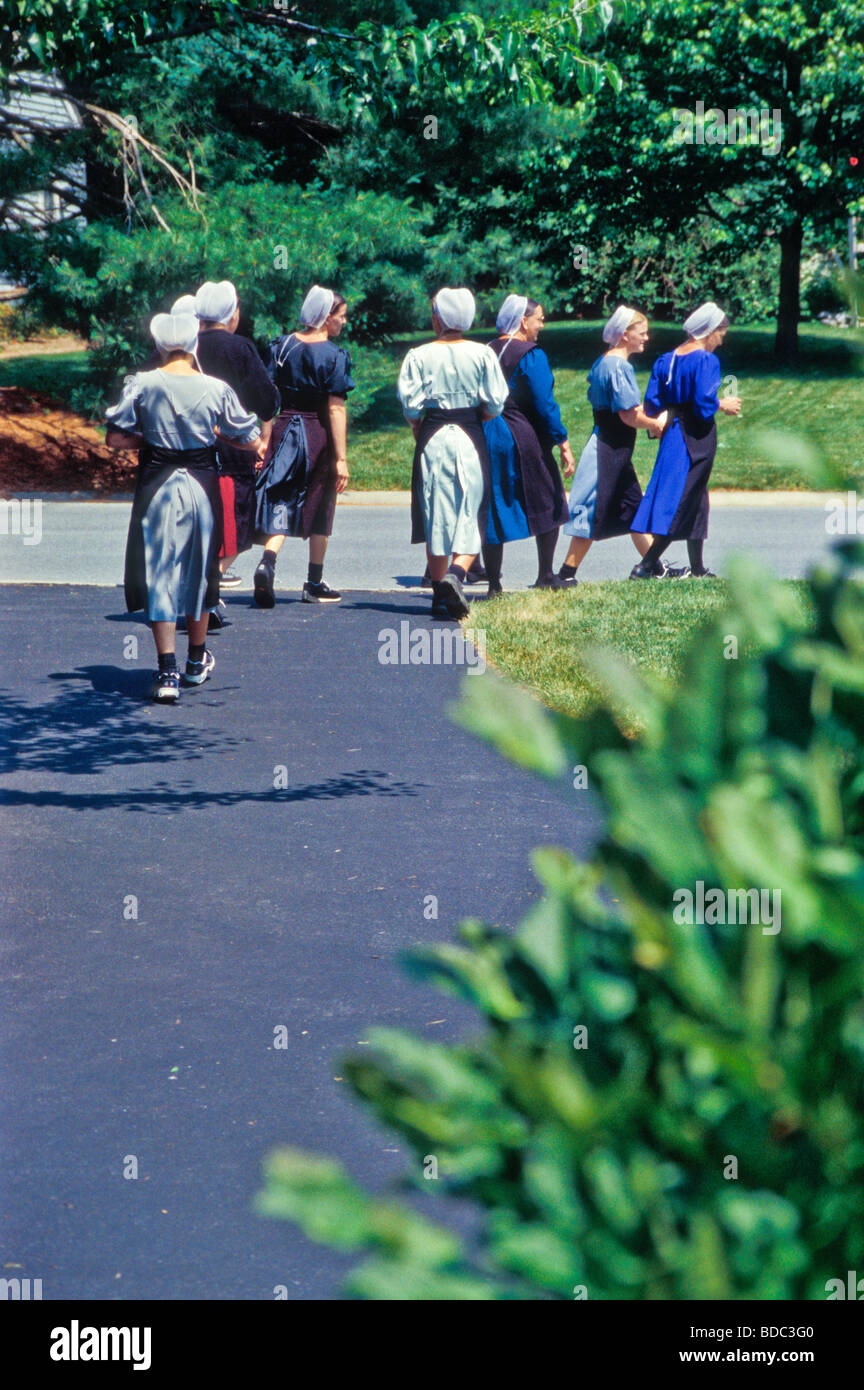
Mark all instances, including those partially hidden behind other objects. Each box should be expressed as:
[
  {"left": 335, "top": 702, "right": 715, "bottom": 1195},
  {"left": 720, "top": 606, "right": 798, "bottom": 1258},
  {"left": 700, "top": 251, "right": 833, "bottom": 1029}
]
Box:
[
  {"left": 253, "top": 285, "right": 354, "bottom": 606},
  {"left": 630, "top": 302, "right": 741, "bottom": 578},
  {"left": 558, "top": 306, "right": 665, "bottom": 583},
  {"left": 482, "top": 295, "right": 575, "bottom": 593}
]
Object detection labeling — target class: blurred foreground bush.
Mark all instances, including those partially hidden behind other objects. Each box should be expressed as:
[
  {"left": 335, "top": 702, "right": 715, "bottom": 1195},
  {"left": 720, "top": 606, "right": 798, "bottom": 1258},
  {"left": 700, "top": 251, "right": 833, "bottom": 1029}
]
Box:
[{"left": 256, "top": 546, "right": 864, "bottom": 1299}]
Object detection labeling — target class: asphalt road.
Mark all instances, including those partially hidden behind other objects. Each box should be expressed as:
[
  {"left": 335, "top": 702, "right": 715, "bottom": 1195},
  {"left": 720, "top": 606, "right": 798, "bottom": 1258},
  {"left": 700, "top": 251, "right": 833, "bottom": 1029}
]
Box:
[
  {"left": 0, "top": 496, "right": 835, "bottom": 587},
  {"left": 0, "top": 588, "right": 586, "bottom": 1300}
]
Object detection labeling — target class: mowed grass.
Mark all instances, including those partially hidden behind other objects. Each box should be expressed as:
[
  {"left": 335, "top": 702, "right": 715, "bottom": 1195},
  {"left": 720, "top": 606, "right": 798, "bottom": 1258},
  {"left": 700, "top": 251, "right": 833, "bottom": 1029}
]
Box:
[
  {"left": 2, "top": 320, "right": 862, "bottom": 490},
  {"left": 470, "top": 579, "right": 811, "bottom": 724}
]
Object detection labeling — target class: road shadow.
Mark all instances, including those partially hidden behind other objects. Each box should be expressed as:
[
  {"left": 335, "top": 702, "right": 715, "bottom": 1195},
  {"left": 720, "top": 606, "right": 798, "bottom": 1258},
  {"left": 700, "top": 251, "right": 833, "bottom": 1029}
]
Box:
[
  {"left": 0, "top": 768, "right": 422, "bottom": 814},
  {"left": 0, "top": 665, "right": 244, "bottom": 777}
]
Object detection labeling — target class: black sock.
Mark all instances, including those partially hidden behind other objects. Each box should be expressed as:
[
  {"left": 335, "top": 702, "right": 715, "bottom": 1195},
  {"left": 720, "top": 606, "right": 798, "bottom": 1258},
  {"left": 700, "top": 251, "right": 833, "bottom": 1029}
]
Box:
[
  {"left": 307, "top": 562, "right": 324, "bottom": 585},
  {"left": 158, "top": 652, "right": 177, "bottom": 674},
  {"left": 188, "top": 642, "right": 205, "bottom": 664},
  {"left": 642, "top": 537, "right": 672, "bottom": 568},
  {"left": 687, "top": 540, "right": 705, "bottom": 573},
  {"left": 560, "top": 562, "right": 578, "bottom": 579},
  {"left": 447, "top": 563, "right": 467, "bottom": 583},
  {"left": 536, "top": 527, "right": 558, "bottom": 580},
  {"left": 482, "top": 543, "right": 503, "bottom": 588},
  {"left": 260, "top": 550, "right": 276, "bottom": 570}
]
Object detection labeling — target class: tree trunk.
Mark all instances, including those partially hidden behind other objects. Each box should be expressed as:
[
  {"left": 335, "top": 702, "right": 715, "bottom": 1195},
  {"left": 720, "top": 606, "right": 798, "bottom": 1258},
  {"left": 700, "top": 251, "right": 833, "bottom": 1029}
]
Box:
[{"left": 774, "top": 219, "right": 803, "bottom": 359}]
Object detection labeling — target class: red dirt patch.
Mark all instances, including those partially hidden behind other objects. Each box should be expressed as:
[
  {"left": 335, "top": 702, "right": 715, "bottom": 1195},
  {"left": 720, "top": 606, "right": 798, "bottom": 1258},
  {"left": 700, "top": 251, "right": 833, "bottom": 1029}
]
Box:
[{"left": 0, "top": 386, "right": 137, "bottom": 494}]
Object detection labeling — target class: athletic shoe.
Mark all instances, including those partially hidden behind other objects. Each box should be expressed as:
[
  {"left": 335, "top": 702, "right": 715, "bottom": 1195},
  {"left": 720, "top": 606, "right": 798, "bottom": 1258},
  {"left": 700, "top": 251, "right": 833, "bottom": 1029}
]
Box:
[
  {"left": 302, "top": 580, "right": 342, "bottom": 603},
  {"left": 659, "top": 562, "right": 688, "bottom": 578},
  {"left": 151, "top": 668, "right": 180, "bottom": 703},
  {"left": 220, "top": 569, "right": 243, "bottom": 589},
  {"left": 629, "top": 561, "right": 663, "bottom": 579},
  {"left": 485, "top": 582, "right": 504, "bottom": 600},
  {"left": 183, "top": 650, "right": 216, "bottom": 686},
  {"left": 466, "top": 560, "right": 488, "bottom": 585},
  {"left": 557, "top": 567, "right": 579, "bottom": 586},
  {"left": 254, "top": 560, "right": 276, "bottom": 608},
  {"left": 532, "top": 573, "right": 568, "bottom": 590},
  {"left": 681, "top": 567, "right": 717, "bottom": 578},
  {"left": 430, "top": 596, "right": 450, "bottom": 618},
  {"left": 437, "top": 573, "right": 470, "bottom": 619}
]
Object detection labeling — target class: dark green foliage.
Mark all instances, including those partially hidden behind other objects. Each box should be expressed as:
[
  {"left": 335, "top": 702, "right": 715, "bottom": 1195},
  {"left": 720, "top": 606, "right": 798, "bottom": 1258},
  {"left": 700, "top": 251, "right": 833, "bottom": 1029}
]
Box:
[{"left": 257, "top": 547, "right": 864, "bottom": 1298}]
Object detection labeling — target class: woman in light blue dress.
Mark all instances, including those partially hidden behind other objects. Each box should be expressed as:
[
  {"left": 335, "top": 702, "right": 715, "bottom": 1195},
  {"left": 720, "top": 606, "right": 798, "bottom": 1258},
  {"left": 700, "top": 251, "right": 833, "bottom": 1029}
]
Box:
[
  {"left": 105, "top": 312, "right": 260, "bottom": 702},
  {"left": 397, "top": 287, "right": 508, "bottom": 618},
  {"left": 558, "top": 307, "right": 664, "bottom": 583}
]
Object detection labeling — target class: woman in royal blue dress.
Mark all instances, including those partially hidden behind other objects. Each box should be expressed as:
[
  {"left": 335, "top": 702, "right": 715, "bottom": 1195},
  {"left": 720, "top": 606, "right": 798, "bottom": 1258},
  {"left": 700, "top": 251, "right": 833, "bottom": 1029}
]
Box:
[
  {"left": 558, "top": 306, "right": 665, "bottom": 583},
  {"left": 629, "top": 301, "right": 741, "bottom": 578},
  {"left": 482, "top": 295, "right": 575, "bottom": 594}
]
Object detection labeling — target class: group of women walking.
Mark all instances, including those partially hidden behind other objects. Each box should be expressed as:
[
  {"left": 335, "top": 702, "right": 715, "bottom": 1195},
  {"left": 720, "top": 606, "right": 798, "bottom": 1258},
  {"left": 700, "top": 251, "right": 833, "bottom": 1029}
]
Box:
[{"left": 104, "top": 278, "right": 740, "bottom": 701}]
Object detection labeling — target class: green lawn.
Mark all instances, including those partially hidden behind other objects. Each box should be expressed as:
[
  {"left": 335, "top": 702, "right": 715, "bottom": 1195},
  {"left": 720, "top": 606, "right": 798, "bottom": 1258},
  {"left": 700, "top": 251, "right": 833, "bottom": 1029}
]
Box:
[
  {"left": 470, "top": 579, "right": 812, "bottom": 724},
  {"left": 2, "top": 320, "right": 862, "bottom": 490}
]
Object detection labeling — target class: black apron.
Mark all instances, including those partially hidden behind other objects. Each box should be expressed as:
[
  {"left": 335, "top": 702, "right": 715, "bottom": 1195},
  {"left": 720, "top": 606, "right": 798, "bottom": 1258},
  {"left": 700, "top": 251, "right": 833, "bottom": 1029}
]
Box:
[{"left": 487, "top": 339, "right": 569, "bottom": 535}]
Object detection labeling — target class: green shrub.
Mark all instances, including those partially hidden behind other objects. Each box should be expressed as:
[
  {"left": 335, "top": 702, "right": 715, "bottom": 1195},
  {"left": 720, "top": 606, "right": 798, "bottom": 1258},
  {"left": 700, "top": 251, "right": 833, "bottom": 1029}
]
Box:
[{"left": 256, "top": 546, "right": 864, "bottom": 1299}]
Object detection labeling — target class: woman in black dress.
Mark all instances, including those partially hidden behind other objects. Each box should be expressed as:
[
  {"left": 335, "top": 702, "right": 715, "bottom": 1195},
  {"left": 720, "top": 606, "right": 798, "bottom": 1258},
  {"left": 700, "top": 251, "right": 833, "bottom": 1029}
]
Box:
[
  {"left": 194, "top": 281, "right": 281, "bottom": 593},
  {"left": 253, "top": 285, "right": 353, "bottom": 607}
]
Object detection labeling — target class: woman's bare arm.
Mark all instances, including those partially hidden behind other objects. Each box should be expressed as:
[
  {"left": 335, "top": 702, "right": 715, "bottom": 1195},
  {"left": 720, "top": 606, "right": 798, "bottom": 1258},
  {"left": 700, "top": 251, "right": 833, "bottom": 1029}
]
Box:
[{"left": 328, "top": 394, "right": 349, "bottom": 492}]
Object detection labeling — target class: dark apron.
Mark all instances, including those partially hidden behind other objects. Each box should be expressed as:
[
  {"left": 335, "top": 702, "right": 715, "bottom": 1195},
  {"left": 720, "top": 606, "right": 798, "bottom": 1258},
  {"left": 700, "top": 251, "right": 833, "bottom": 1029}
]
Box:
[
  {"left": 665, "top": 410, "right": 717, "bottom": 540},
  {"left": 488, "top": 339, "right": 569, "bottom": 534},
  {"left": 124, "top": 442, "right": 222, "bottom": 615},
  {"left": 410, "top": 405, "right": 491, "bottom": 545},
  {"left": 591, "top": 408, "right": 643, "bottom": 540}
]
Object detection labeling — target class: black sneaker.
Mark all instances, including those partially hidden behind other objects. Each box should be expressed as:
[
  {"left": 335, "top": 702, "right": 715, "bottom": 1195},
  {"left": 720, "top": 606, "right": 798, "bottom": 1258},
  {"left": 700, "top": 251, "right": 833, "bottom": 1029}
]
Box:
[
  {"left": 629, "top": 561, "right": 662, "bottom": 579},
  {"left": 219, "top": 569, "right": 243, "bottom": 589},
  {"left": 430, "top": 595, "right": 450, "bottom": 618},
  {"left": 151, "top": 668, "right": 180, "bottom": 703},
  {"left": 302, "top": 580, "right": 342, "bottom": 604},
  {"left": 254, "top": 559, "right": 276, "bottom": 608},
  {"left": 684, "top": 567, "right": 717, "bottom": 578},
  {"left": 659, "top": 562, "right": 688, "bottom": 578},
  {"left": 466, "top": 560, "right": 488, "bottom": 585},
  {"left": 436, "top": 573, "right": 470, "bottom": 619},
  {"left": 183, "top": 650, "right": 215, "bottom": 686},
  {"left": 557, "top": 567, "right": 578, "bottom": 587},
  {"left": 532, "top": 573, "right": 568, "bottom": 590}
]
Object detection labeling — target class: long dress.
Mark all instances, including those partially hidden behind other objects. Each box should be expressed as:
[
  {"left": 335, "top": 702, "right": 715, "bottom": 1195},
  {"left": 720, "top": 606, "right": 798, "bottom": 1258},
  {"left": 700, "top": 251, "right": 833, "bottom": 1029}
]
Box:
[
  {"left": 564, "top": 354, "right": 645, "bottom": 540},
  {"left": 397, "top": 340, "right": 508, "bottom": 555},
  {"left": 483, "top": 340, "right": 570, "bottom": 543},
  {"left": 256, "top": 335, "right": 354, "bottom": 541},
  {"left": 195, "top": 329, "right": 281, "bottom": 557},
  {"left": 106, "top": 370, "right": 259, "bottom": 621},
  {"left": 631, "top": 349, "right": 721, "bottom": 539}
]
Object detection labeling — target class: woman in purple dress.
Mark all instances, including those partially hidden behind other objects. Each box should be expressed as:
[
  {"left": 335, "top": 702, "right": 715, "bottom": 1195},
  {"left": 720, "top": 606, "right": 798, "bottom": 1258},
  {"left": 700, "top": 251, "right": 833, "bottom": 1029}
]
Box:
[
  {"left": 253, "top": 286, "right": 353, "bottom": 607},
  {"left": 630, "top": 302, "right": 741, "bottom": 578}
]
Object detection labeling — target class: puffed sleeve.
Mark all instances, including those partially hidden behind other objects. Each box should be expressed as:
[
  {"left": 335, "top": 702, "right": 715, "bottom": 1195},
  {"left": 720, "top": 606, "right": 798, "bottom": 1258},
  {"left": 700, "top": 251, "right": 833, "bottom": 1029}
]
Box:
[
  {"left": 609, "top": 359, "right": 642, "bottom": 414},
  {"left": 478, "top": 345, "right": 509, "bottom": 420},
  {"left": 519, "top": 347, "right": 566, "bottom": 441},
  {"left": 397, "top": 349, "right": 427, "bottom": 421},
  {"left": 217, "top": 383, "right": 260, "bottom": 442},
  {"left": 693, "top": 352, "right": 721, "bottom": 420},
  {"left": 643, "top": 358, "right": 666, "bottom": 418},
  {"left": 326, "top": 346, "right": 355, "bottom": 398},
  {"left": 104, "top": 373, "right": 143, "bottom": 432}
]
